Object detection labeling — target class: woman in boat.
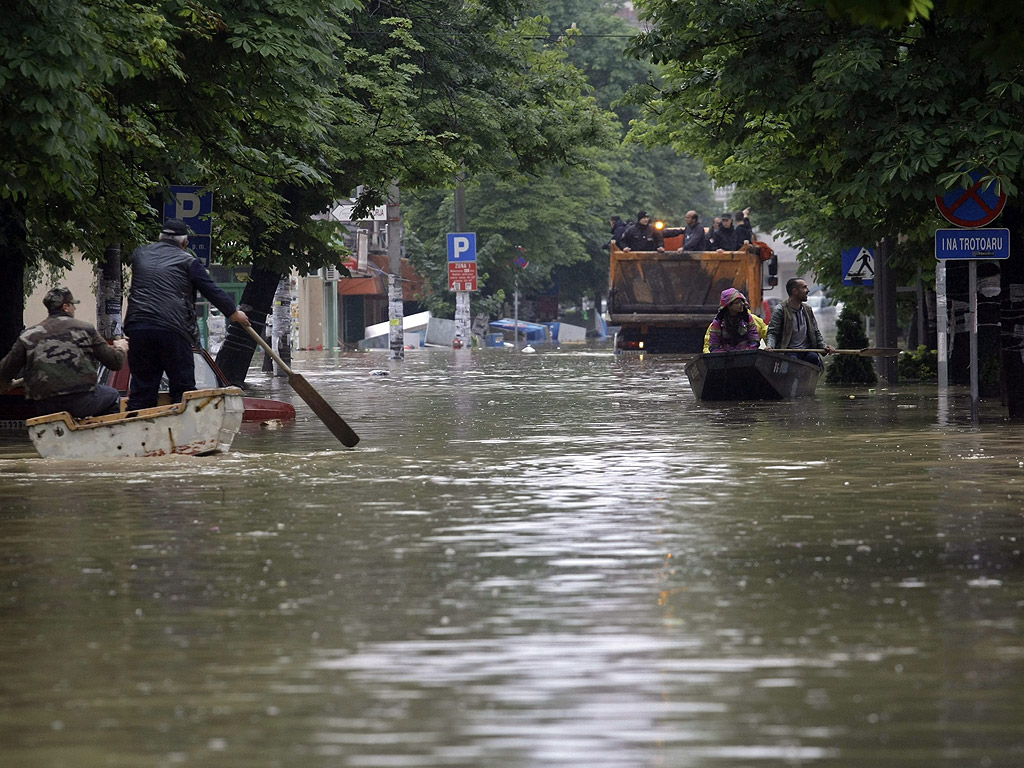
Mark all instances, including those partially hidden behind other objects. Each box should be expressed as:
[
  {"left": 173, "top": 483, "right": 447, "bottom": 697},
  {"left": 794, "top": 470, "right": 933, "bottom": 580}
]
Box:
[{"left": 706, "top": 288, "right": 761, "bottom": 352}]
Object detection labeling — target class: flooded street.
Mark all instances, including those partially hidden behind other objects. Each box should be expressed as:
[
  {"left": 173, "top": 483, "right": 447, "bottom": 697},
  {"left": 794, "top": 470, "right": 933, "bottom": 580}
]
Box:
[{"left": 2, "top": 347, "right": 1023, "bottom": 768}]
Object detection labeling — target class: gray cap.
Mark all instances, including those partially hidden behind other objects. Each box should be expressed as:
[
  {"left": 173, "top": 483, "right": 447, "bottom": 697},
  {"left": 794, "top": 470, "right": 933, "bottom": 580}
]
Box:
[{"left": 161, "top": 218, "right": 189, "bottom": 236}]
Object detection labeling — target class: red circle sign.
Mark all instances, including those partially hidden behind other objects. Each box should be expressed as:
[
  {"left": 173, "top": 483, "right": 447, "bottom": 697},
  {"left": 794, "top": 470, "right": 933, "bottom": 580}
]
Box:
[{"left": 935, "top": 171, "right": 1007, "bottom": 228}]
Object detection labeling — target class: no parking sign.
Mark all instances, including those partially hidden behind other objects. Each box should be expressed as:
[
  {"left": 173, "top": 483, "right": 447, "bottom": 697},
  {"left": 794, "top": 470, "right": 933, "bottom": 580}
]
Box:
[{"left": 935, "top": 170, "right": 1006, "bottom": 228}]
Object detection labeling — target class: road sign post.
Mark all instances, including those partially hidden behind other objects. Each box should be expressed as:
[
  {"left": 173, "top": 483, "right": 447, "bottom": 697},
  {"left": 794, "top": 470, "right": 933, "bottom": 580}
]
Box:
[{"left": 446, "top": 233, "right": 477, "bottom": 345}]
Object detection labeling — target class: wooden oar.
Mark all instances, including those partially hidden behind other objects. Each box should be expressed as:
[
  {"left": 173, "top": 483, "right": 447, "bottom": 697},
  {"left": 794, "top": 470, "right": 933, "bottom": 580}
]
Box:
[
  {"left": 244, "top": 325, "right": 359, "bottom": 447},
  {"left": 772, "top": 347, "right": 901, "bottom": 357}
]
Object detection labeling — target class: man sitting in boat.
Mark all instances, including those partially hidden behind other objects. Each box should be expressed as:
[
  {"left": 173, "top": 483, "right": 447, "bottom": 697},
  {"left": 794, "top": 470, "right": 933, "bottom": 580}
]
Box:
[
  {"left": 765, "top": 278, "right": 836, "bottom": 366},
  {"left": 0, "top": 287, "right": 129, "bottom": 418},
  {"left": 705, "top": 288, "right": 762, "bottom": 352}
]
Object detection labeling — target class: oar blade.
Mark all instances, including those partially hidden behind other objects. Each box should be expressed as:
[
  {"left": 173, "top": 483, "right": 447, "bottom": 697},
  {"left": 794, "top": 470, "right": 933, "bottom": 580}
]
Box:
[{"left": 288, "top": 371, "right": 360, "bottom": 447}]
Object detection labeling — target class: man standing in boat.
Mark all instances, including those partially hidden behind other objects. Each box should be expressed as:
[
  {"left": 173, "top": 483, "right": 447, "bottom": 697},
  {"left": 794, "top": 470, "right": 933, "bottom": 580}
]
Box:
[
  {"left": 765, "top": 278, "right": 836, "bottom": 366},
  {"left": 0, "top": 288, "right": 128, "bottom": 418},
  {"left": 124, "top": 219, "right": 250, "bottom": 410}
]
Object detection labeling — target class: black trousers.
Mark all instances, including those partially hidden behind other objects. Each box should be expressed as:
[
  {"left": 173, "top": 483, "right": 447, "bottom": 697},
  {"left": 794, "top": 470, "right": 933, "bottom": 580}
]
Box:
[{"left": 126, "top": 328, "right": 195, "bottom": 410}]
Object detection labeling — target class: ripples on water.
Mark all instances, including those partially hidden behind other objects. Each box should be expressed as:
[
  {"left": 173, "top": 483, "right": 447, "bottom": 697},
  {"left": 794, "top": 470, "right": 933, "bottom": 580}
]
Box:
[{"left": 1, "top": 347, "right": 1022, "bottom": 767}]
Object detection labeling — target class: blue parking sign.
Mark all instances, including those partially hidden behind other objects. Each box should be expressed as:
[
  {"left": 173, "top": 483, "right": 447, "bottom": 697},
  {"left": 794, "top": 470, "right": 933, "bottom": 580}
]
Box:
[
  {"left": 164, "top": 186, "right": 213, "bottom": 236},
  {"left": 447, "top": 232, "right": 476, "bottom": 262}
]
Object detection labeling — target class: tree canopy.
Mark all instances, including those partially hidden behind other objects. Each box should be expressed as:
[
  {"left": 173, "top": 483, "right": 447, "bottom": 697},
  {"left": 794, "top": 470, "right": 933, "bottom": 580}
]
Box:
[
  {"left": 628, "top": 0, "right": 1024, "bottom": 297},
  {"left": 1, "top": 1, "right": 617, "bottom": 325},
  {"left": 403, "top": 0, "right": 718, "bottom": 317}
]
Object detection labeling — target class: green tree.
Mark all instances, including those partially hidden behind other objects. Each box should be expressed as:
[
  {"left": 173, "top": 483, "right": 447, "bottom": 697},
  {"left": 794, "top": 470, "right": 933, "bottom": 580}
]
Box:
[
  {"left": 403, "top": 0, "right": 719, "bottom": 318},
  {"left": 628, "top": 0, "right": 1024, "bottom": 297},
  {"left": 2, "top": 0, "right": 617, "bottom": 361}
]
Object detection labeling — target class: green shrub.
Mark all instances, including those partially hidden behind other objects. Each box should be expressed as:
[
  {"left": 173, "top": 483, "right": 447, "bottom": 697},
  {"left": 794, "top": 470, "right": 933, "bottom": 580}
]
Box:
[
  {"left": 825, "top": 306, "right": 877, "bottom": 384},
  {"left": 898, "top": 345, "right": 938, "bottom": 381}
]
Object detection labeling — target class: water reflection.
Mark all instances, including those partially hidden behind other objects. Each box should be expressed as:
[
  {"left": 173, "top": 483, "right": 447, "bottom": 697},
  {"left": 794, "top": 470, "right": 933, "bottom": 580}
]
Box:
[{"left": 1, "top": 347, "right": 1022, "bottom": 767}]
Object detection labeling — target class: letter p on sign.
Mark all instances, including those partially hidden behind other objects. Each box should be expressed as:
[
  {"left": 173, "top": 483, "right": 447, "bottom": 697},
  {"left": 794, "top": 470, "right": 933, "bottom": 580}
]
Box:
[
  {"left": 175, "top": 192, "right": 202, "bottom": 219},
  {"left": 447, "top": 232, "right": 477, "bottom": 262}
]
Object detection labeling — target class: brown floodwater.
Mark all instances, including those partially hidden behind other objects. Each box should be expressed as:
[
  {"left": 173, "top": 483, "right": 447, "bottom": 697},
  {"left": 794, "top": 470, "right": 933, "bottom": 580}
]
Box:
[{"left": 1, "top": 346, "right": 1022, "bottom": 767}]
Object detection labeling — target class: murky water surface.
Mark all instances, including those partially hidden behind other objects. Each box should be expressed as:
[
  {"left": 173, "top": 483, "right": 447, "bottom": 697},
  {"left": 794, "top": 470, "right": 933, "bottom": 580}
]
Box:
[{"left": 1, "top": 347, "right": 1022, "bottom": 767}]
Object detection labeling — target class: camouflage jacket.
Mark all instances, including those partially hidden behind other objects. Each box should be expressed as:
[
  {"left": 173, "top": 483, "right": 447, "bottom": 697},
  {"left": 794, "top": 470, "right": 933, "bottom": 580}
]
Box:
[{"left": 0, "top": 312, "right": 126, "bottom": 400}]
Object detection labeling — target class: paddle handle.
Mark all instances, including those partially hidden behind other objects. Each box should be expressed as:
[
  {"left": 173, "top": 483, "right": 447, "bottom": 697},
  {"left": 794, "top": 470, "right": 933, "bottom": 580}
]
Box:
[
  {"left": 772, "top": 347, "right": 900, "bottom": 357},
  {"left": 245, "top": 324, "right": 294, "bottom": 374}
]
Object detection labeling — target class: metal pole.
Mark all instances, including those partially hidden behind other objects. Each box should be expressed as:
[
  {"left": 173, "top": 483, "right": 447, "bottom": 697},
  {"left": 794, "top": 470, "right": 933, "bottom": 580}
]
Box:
[
  {"left": 916, "top": 266, "right": 926, "bottom": 348},
  {"left": 513, "top": 274, "right": 520, "bottom": 352},
  {"left": 936, "top": 260, "right": 948, "bottom": 391},
  {"left": 969, "top": 259, "right": 979, "bottom": 411}
]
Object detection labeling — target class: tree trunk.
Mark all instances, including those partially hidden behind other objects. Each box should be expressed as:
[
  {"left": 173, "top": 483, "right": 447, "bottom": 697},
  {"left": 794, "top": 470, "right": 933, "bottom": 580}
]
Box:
[
  {"left": 0, "top": 200, "right": 28, "bottom": 353},
  {"left": 214, "top": 265, "right": 283, "bottom": 386}
]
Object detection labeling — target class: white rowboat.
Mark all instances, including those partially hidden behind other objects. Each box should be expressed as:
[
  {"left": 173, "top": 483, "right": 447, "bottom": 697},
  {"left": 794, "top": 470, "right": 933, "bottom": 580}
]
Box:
[{"left": 25, "top": 387, "right": 244, "bottom": 459}]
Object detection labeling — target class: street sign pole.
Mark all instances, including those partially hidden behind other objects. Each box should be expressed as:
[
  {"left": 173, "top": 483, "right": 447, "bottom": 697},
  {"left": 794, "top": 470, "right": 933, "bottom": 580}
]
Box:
[
  {"left": 969, "top": 261, "right": 979, "bottom": 415},
  {"left": 447, "top": 233, "right": 477, "bottom": 347},
  {"left": 936, "top": 260, "right": 948, "bottom": 392}
]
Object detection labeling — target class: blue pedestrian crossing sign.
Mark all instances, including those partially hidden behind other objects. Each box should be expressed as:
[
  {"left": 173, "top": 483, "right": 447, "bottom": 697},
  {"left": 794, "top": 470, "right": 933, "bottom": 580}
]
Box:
[
  {"left": 447, "top": 233, "right": 477, "bottom": 262},
  {"left": 842, "top": 247, "right": 874, "bottom": 286}
]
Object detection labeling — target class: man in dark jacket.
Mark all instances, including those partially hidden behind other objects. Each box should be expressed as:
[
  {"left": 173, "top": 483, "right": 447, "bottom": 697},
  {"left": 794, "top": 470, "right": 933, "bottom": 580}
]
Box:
[
  {"left": 604, "top": 215, "right": 628, "bottom": 250},
  {"left": 618, "top": 210, "right": 665, "bottom": 252},
  {"left": 734, "top": 207, "right": 754, "bottom": 245},
  {"left": 124, "top": 219, "right": 250, "bottom": 410},
  {"left": 0, "top": 287, "right": 128, "bottom": 418},
  {"left": 709, "top": 211, "right": 743, "bottom": 251},
  {"left": 680, "top": 210, "right": 711, "bottom": 251}
]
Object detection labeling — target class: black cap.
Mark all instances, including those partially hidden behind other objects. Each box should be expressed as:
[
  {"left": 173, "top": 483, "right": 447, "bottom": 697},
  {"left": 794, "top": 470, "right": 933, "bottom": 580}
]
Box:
[
  {"left": 637, "top": 210, "right": 649, "bottom": 220},
  {"left": 43, "top": 287, "right": 80, "bottom": 311},
  {"left": 721, "top": 212, "right": 733, "bottom": 220},
  {"left": 161, "top": 218, "right": 189, "bottom": 236}
]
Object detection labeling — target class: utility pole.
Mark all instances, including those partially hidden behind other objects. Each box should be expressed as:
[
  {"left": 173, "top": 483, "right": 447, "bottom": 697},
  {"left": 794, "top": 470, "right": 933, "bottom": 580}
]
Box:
[
  {"left": 96, "top": 244, "right": 123, "bottom": 341},
  {"left": 453, "top": 178, "right": 470, "bottom": 346},
  {"left": 386, "top": 184, "right": 404, "bottom": 360}
]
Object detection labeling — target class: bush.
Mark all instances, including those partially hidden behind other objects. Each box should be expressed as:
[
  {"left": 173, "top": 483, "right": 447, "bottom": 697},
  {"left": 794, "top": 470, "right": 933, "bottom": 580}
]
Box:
[
  {"left": 898, "top": 345, "right": 937, "bottom": 381},
  {"left": 825, "top": 306, "right": 877, "bottom": 384}
]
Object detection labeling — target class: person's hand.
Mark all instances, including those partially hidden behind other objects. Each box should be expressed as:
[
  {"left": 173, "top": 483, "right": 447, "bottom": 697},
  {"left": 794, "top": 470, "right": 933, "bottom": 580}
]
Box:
[
  {"left": 622, "top": 247, "right": 631, "bottom": 252},
  {"left": 112, "top": 338, "right": 129, "bottom": 353},
  {"left": 823, "top": 344, "right": 836, "bottom": 355},
  {"left": 657, "top": 246, "right": 665, "bottom": 252},
  {"left": 743, "top": 207, "right": 751, "bottom": 218},
  {"left": 230, "top": 309, "right": 251, "bottom": 327}
]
